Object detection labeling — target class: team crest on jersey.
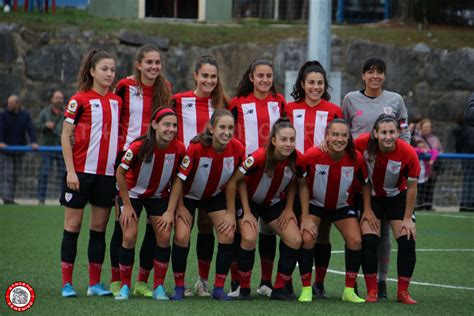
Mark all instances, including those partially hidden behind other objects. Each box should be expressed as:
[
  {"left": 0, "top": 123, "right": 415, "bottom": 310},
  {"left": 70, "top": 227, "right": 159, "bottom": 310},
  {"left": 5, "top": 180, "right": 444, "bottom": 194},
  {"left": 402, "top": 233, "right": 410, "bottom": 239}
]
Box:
[
  {"left": 388, "top": 160, "right": 401, "bottom": 174},
  {"left": 165, "top": 154, "right": 174, "bottom": 165},
  {"left": 383, "top": 107, "right": 392, "bottom": 115},
  {"left": 244, "top": 156, "right": 254, "bottom": 169},
  {"left": 225, "top": 159, "right": 233, "bottom": 171},
  {"left": 343, "top": 168, "right": 353, "bottom": 179},
  {"left": 65, "top": 192, "right": 73, "bottom": 202},
  {"left": 67, "top": 100, "right": 78, "bottom": 114},
  {"left": 269, "top": 102, "right": 279, "bottom": 114},
  {"left": 124, "top": 149, "right": 133, "bottom": 163},
  {"left": 181, "top": 155, "right": 190, "bottom": 169}
]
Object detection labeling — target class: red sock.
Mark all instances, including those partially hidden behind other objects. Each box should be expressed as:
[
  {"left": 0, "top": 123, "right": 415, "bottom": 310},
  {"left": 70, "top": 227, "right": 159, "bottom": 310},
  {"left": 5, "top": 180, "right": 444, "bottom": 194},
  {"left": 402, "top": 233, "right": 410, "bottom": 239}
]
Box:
[
  {"left": 345, "top": 271, "right": 358, "bottom": 288},
  {"left": 315, "top": 266, "right": 328, "bottom": 284},
  {"left": 364, "top": 273, "right": 378, "bottom": 294},
  {"left": 111, "top": 267, "right": 120, "bottom": 283},
  {"left": 173, "top": 272, "right": 185, "bottom": 287},
  {"left": 274, "top": 272, "right": 291, "bottom": 289},
  {"left": 230, "top": 260, "right": 239, "bottom": 282},
  {"left": 214, "top": 273, "right": 227, "bottom": 288},
  {"left": 261, "top": 258, "right": 274, "bottom": 283},
  {"left": 398, "top": 276, "right": 411, "bottom": 293},
  {"left": 238, "top": 270, "right": 252, "bottom": 289},
  {"left": 137, "top": 267, "right": 151, "bottom": 283},
  {"left": 61, "top": 262, "right": 74, "bottom": 287},
  {"left": 88, "top": 263, "right": 103, "bottom": 286},
  {"left": 119, "top": 264, "right": 133, "bottom": 287},
  {"left": 301, "top": 272, "right": 312, "bottom": 287},
  {"left": 153, "top": 260, "right": 169, "bottom": 288},
  {"left": 198, "top": 259, "right": 211, "bottom": 281}
]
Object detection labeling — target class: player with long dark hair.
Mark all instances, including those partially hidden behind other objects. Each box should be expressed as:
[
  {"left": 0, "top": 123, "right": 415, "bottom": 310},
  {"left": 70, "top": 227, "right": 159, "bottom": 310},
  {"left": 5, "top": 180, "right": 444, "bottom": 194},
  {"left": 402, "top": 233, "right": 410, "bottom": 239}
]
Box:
[
  {"left": 285, "top": 60, "right": 343, "bottom": 298},
  {"left": 114, "top": 107, "right": 185, "bottom": 300},
  {"left": 172, "top": 55, "right": 229, "bottom": 297},
  {"left": 109, "top": 44, "right": 172, "bottom": 297},
  {"left": 226, "top": 118, "right": 313, "bottom": 300},
  {"left": 227, "top": 58, "right": 286, "bottom": 297},
  {"left": 169, "top": 109, "right": 245, "bottom": 301},
  {"left": 60, "top": 49, "right": 121, "bottom": 297},
  {"left": 355, "top": 114, "right": 420, "bottom": 304},
  {"left": 299, "top": 119, "right": 368, "bottom": 303}
]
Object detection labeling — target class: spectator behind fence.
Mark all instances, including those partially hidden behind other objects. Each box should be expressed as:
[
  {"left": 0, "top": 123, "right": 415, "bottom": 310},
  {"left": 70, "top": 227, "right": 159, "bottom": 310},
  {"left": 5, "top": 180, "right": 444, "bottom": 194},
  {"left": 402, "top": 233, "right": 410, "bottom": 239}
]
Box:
[
  {"left": 35, "top": 89, "right": 66, "bottom": 205},
  {"left": 413, "top": 139, "right": 439, "bottom": 211},
  {"left": 414, "top": 118, "right": 443, "bottom": 211},
  {"left": 452, "top": 114, "right": 474, "bottom": 212},
  {"left": 0, "top": 95, "right": 38, "bottom": 205},
  {"left": 465, "top": 92, "right": 474, "bottom": 127}
]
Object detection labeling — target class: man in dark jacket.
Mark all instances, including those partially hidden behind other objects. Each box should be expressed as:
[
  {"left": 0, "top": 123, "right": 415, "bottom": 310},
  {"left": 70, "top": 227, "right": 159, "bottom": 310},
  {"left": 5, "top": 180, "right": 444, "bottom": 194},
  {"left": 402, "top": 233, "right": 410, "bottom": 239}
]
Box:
[
  {"left": 465, "top": 92, "right": 474, "bottom": 127},
  {"left": 0, "top": 95, "right": 38, "bottom": 204},
  {"left": 35, "top": 89, "right": 65, "bottom": 204},
  {"left": 453, "top": 113, "right": 474, "bottom": 212}
]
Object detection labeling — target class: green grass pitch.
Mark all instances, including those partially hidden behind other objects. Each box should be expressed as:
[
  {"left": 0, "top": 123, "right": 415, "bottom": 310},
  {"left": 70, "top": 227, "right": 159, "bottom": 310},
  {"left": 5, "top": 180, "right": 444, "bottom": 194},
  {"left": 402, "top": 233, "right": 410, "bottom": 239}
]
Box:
[{"left": 1, "top": 206, "right": 473, "bottom": 315}]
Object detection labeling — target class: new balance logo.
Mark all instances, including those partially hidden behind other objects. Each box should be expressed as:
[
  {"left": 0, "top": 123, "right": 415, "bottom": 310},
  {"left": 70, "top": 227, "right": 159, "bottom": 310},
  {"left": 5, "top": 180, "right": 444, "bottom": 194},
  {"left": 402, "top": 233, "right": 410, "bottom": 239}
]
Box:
[
  {"left": 244, "top": 109, "right": 254, "bottom": 115},
  {"left": 185, "top": 103, "right": 194, "bottom": 108},
  {"left": 318, "top": 171, "right": 327, "bottom": 175}
]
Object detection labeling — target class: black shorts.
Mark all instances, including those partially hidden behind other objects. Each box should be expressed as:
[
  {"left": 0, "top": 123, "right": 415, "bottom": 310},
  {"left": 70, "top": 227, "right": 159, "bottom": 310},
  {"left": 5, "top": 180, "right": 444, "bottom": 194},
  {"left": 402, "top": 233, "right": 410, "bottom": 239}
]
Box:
[
  {"left": 369, "top": 191, "right": 416, "bottom": 222},
  {"left": 183, "top": 192, "right": 227, "bottom": 216},
  {"left": 60, "top": 172, "right": 116, "bottom": 209},
  {"left": 309, "top": 204, "right": 360, "bottom": 222},
  {"left": 235, "top": 199, "right": 287, "bottom": 224},
  {"left": 118, "top": 197, "right": 168, "bottom": 217}
]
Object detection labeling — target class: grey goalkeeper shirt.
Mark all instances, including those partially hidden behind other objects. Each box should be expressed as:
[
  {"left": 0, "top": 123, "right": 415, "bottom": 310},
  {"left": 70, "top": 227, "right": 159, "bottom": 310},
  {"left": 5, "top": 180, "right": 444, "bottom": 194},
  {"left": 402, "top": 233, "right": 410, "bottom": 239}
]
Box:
[{"left": 342, "top": 90, "right": 410, "bottom": 143}]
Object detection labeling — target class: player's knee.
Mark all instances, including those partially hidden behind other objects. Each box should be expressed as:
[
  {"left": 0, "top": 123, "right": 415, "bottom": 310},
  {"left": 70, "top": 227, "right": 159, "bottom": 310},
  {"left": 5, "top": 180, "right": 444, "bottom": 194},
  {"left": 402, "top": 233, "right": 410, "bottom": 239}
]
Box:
[
  {"left": 241, "top": 232, "right": 257, "bottom": 249},
  {"left": 346, "top": 235, "right": 362, "bottom": 250},
  {"left": 285, "top": 234, "right": 302, "bottom": 250},
  {"left": 65, "top": 222, "right": 81, "bottom": 233},
  {"left": 302, "top": 231, "right": 316, "bottom": 248},
  {"left": 122, "top": 232, "right": 137, "bottom": 248},
  {"left": 174, "top": 230, "right": 190, "bottom": 247},
  {"left": 218, "top": 230, "right": 234, "bottom": 244}
]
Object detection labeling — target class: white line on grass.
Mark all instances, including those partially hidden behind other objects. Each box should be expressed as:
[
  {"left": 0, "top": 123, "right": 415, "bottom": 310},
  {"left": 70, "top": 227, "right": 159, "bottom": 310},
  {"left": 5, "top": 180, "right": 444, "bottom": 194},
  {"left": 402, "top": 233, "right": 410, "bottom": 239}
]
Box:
[
  {"left": 326, "top": 269, "right": 474, "bottom": 291},
  {"left": 327, "top": 248, "right": 474, "bottom": 290},
  {"left": 416, "top": 213, "right": 474, "bottom": 219},
  {"left": 331, "top": 248, "right": 474, "bottom": 254}
]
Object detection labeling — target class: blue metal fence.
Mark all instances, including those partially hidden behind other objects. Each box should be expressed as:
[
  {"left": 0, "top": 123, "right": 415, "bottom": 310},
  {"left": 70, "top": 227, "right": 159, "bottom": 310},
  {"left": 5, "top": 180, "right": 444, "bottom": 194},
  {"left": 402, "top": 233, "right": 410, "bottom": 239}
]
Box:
[{"left": 1, "top": 146, "right": 473, "bottom": 209}]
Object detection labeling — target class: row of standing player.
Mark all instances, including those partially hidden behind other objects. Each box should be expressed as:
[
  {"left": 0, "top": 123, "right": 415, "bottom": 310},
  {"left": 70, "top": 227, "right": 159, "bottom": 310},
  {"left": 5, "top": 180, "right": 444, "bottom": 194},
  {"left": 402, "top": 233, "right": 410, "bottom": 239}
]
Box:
[{"left": 59, "top": 46, "right": 418, "bottom": 304}]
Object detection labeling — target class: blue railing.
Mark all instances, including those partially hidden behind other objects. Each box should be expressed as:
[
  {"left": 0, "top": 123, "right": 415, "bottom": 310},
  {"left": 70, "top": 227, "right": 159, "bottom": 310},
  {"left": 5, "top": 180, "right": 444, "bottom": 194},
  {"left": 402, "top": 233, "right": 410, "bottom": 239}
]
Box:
[
  {"left": 1, "top": 145, "right": 62, "bottom": 153},
  {"left": 2, "top": 146, "right": 474, "bottom": 159},
  {"left": 10, "top": 0, "right": 89, "bottom": 8}
]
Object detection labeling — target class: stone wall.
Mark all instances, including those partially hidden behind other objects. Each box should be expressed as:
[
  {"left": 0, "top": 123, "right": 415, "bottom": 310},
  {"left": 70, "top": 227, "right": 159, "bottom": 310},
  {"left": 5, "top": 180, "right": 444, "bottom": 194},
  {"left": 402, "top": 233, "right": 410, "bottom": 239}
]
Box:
[{"left": 1, "top": 24, "right": 473, "bottom": 150}]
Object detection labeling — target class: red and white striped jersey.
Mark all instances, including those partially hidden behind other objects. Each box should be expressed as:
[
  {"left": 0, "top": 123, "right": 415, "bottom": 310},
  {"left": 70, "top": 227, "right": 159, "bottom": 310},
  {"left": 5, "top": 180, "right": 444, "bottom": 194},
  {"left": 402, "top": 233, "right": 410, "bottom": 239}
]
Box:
[
  {"left": 284, "top": 99, "right": 343, "bottom": 153},
  {"left": 354, "top": 133, "right": 420, "bottom": 198},
  {"left": 239, "top": 147, "right": 306, "bottom": 206},
  {"left": 115, "top": 78, "right": 154, "bottom": 151},
  {"left": 64, "top": 90, "right": 122, "bottom": 176},
  {"left": 173, "top": 91, "right": 214, "bottom": 148},
  {"left": 229, "top": 93, "right": 285, "bottom": 156},
  {"left": 303, "top": 147, "right": 367, "bottom": 210},
  {"left": 177, "top": 138, "right": 246, "bottom": 200},
  {"left": 120, "top": 138, "right": 186, "bottom": 199}
]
